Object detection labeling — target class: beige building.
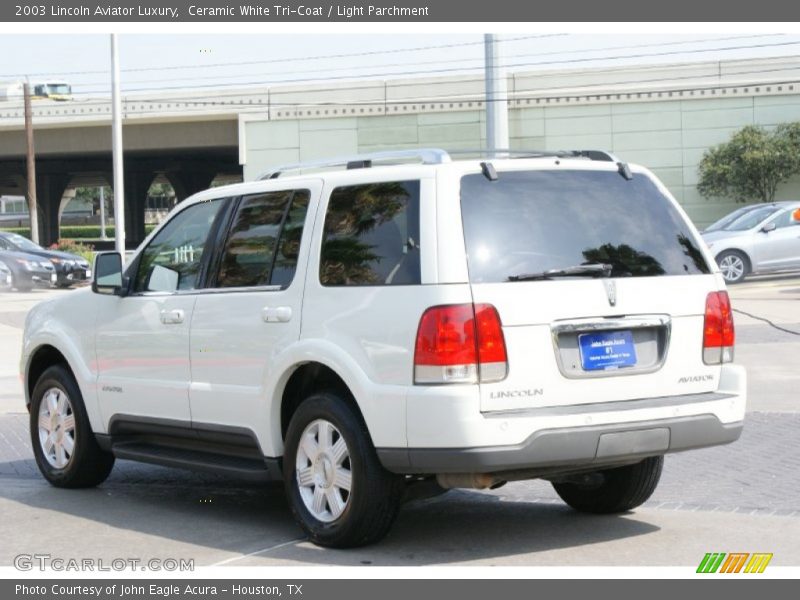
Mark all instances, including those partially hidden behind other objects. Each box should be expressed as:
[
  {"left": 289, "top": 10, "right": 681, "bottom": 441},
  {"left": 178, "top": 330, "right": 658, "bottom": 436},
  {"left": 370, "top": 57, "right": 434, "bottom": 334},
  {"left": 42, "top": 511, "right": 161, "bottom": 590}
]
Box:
[{"left": 239, "top": 55, "right": 800, "bottom": 227}]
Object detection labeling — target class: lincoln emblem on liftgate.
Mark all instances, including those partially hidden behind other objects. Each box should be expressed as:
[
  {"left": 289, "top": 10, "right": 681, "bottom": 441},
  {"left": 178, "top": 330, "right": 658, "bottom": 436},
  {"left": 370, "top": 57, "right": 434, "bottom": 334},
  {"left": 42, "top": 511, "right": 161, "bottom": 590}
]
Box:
[{"left": 603, "top": 279, "right": 617, "bottom": 307}]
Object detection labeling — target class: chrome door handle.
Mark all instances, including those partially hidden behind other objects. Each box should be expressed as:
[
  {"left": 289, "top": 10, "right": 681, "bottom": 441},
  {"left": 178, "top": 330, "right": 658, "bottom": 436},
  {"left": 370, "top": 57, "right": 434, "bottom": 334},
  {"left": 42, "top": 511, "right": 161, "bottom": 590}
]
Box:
[
  {"left": 160, "top": 309, "right": 185, "bottom": 324},
  {"left": 262, "top": 306, "right": 292, "bottom": 323}
]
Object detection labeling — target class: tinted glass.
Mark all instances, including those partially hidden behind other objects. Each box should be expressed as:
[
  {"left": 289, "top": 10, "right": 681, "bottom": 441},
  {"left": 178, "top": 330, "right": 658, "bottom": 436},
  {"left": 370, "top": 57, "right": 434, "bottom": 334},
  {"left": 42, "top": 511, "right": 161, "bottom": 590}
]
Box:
[
  {"left": 133, "top": 199, "right": 223, "bottom": 293},
  {"left": 216, "top": 190, "right": 310, "bottom": 288},
  {"left": 320, "top": 181, "right": 421, "bottom": 286},
  {"left": 460, "top": 170, "right": 710, "bottom": 283}
]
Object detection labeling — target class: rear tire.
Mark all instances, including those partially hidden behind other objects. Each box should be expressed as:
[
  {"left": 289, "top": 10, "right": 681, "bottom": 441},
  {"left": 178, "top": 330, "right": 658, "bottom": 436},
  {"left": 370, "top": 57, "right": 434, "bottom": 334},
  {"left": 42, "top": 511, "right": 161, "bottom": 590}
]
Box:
[
  {"left": 30, "top": 365, "right": 115, "bottom": 488},
  {"left": 716, "top": 250, "right": 749, "bottom": 284},
  {"left": 552, "top": 456, "right": 663, "bottom": 514},
  {"left": 283, "top": 392, "right": 404, "bottom": 548}
]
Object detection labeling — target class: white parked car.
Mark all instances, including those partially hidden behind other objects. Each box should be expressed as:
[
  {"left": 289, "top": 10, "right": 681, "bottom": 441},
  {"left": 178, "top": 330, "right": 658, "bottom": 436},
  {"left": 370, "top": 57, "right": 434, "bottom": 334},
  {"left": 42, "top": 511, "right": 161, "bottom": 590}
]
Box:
[
  {"left": 702, "top": 201, "right": 800, "bottom": 283},
  {"left": 21, "top": 149, "right": 746, "bottom": 547}
]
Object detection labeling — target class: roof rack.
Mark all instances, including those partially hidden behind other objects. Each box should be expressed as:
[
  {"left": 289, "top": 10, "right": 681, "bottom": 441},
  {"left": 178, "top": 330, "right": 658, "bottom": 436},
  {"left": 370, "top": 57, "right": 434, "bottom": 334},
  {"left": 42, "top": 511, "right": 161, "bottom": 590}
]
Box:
[
  {"left": 439, "top": 148, "right": 623, "bottom": 162},
  {"left": 255, "top": 147, "right": 628, "bottom": 180},
  {"left": 256, "top": 148, "right": 451, "bottom": 180}
]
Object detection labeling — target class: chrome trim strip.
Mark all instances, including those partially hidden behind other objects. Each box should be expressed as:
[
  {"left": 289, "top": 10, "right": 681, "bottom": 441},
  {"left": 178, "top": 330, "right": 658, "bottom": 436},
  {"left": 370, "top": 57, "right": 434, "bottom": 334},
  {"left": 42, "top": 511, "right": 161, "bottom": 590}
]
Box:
[{"left": 482, "top": 391, "right": 734, "bottom": 418}]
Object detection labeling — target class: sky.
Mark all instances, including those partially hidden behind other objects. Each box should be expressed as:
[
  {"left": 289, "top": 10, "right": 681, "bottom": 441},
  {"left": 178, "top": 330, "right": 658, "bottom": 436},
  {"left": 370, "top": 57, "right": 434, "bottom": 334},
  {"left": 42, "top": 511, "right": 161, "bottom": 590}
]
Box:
[{"left": 1, "top": 33, "right": 800, "bottom": 97}]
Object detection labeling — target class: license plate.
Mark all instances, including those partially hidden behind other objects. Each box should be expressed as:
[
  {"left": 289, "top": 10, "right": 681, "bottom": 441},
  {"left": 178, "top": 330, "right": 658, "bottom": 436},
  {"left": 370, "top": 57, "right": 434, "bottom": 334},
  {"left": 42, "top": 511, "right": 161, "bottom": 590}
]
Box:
[
  {"left": 578, "top": 330, "right": 637, "bottom": 371},
  {"left": 85, "top": 269, "right": 92, "bottom": 279},
  {"left": 50, "top": 273, "right": 57, "bottom": 283}
]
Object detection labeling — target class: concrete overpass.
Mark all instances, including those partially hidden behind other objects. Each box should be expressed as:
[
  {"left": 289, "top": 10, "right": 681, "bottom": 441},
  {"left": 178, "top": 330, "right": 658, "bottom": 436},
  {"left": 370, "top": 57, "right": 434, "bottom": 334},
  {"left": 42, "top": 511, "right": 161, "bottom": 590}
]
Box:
[{"left": 0, "top": 93, "right": 246, "bottom": 246}]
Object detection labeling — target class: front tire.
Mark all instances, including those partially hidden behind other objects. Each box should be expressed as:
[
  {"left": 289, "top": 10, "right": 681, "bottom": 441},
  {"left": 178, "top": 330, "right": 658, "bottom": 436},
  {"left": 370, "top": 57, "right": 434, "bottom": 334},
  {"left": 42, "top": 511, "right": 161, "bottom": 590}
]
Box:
[
  {"left": 30, "top": 365, "right": 115, "bottom": 488},
  {"left": 716, "top": 250, "right": 749, "bottom": 284},
  {"left": 552, "top": 456, "right": 663, "bottom": 514},
  {"left": 283, "top": 392, "right": 404, "bottom": 548}
]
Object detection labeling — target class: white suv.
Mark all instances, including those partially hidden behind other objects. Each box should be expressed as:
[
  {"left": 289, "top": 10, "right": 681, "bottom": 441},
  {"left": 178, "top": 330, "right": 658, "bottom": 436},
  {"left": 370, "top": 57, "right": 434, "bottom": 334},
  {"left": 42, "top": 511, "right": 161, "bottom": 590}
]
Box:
[{"left": 21, "top": 149, "right": 745, "bottom": 548}]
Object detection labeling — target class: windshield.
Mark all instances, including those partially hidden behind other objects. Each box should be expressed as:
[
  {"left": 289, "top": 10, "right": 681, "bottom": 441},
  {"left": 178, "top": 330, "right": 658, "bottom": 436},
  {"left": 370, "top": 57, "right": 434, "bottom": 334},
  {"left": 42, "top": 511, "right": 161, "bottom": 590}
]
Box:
[
  {"left": 704, "top": 206, "right": 759, "bottom": 232},
  {"left": 722, "top": 206, "right": 781, "bottom": 231},
  {"left": 460, "top": 169, "right": 710, "bottom": 283},
  {"left": 46, "top": 84, "right": 71, "bottom": 95},
  {"left": 5, "top": 234, "right": 41, "bottom": 252}
]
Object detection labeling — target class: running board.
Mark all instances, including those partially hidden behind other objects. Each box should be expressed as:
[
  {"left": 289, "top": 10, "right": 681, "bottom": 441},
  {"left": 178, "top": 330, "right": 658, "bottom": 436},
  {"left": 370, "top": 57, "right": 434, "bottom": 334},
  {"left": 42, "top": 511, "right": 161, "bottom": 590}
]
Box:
[
  {"left": 110, "top": 441, "right": 280, "bottom": 482},
  {"left": 95, "top": 415, "right": 283, "bottom": 482}
]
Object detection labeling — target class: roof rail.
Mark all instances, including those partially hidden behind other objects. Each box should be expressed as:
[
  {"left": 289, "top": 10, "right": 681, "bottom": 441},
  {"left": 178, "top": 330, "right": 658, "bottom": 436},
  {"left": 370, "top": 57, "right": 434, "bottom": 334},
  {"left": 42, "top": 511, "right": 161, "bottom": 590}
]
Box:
[
  {"left": 256, "top": 148, "right": 451, "bottom": 180},
  {"left": 444, "top": 148, "right": 623, "bottom": 162},
  {"left": 567, "top": 150, "right": 620, "bottom": 162}
]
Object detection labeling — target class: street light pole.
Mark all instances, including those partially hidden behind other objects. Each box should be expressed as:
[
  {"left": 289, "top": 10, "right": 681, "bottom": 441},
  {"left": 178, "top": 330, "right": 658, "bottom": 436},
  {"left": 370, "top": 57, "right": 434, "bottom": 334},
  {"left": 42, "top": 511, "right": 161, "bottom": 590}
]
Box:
[
  {"left": 484, "top": 34, "right": 509, "bottom": 158},
  {"left": 110, "top": 34, "right": 126, "bottom": 258}
]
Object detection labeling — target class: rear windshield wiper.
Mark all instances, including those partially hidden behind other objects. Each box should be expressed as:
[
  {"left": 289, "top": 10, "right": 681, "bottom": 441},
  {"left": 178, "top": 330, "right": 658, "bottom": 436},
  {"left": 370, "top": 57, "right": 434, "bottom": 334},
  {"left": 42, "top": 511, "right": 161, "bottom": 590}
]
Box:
[{"left": 507, "top": 263, "right": 613, "bottom": 282}]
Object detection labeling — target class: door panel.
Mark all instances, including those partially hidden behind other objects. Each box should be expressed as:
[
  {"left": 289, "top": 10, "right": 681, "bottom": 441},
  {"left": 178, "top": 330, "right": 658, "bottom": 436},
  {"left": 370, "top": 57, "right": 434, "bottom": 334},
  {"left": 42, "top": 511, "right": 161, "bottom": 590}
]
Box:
[
  {"left": 753, "top": 225, "right": 800, "bottom": 270},
  {"left": 96, "top": 294, "right": 197, "bottom": 425},
  {"left": 95, "top": 197, "right": 228, "bottom": 427},
  {"left": 189, "top": 288, "right": 301, "bottom": 432}
]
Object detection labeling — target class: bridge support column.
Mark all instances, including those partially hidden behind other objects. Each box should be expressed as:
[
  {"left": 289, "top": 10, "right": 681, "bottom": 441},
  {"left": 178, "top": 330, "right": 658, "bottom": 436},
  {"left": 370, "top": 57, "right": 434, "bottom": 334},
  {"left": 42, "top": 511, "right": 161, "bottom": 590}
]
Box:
[
  {"left": 122, "top": 169, "right": 154, "bottom": 248},
  {"left": 33, "top": 173, "right": 71, "bottom": 246},
  {"left": 165, "top": 167, "right": 218, "bottom": 202}
]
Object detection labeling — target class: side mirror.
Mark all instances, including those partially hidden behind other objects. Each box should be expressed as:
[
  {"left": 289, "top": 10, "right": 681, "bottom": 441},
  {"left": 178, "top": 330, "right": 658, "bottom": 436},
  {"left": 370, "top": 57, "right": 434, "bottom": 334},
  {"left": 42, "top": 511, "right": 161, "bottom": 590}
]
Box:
[
  {"left": 92, "top": 252, "right": 125, "bottom": 296},
  {"left": 792, "top": 208, "right": 800, "bottom": 223},
  {"left": 760, "top": 222, "right": 777, "bottom": 234}
]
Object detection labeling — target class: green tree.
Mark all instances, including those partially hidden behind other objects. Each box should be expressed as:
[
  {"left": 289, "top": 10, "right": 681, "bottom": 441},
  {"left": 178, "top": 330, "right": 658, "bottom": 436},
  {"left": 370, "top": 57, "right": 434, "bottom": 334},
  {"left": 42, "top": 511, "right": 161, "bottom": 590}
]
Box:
[{"left": 698, "top": 124, "right": 800, "bottom": 204}]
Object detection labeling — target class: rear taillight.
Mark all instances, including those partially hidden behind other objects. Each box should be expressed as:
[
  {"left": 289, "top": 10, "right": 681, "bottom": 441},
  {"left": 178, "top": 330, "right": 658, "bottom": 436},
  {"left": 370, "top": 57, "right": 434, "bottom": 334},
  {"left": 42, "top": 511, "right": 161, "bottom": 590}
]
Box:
[
  {"left": 414, "top": 303, "right": 508, "bottom": 384},
  {"left": 703, "top": 291, "right": 735, "bottom": 364}
]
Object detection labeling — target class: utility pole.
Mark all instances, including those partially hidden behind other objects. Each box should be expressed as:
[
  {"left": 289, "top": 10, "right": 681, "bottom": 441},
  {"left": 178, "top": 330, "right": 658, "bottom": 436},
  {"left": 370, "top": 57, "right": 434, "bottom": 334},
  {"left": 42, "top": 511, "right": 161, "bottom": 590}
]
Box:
[
  {"left": 99, "top": 186, "right": 107, "bottom": 239},
  {"left": 484, "top": 34, "right": 509, "bottom": 158},
  {"left": 110, "top": 34, "right": 126, "bottom": 258},
  {"left": 23, "top": 81, "right": 39, "bottom": 244}
]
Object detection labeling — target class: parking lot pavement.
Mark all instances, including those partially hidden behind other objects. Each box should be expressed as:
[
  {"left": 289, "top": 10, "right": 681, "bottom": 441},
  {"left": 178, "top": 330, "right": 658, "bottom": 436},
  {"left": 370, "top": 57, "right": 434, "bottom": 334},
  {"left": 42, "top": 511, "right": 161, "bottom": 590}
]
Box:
[
  {"left": 728, "top": 277, "right": 800, "bottom": 413},
  {"left": 0, "top": 277, "right": 798, "bottom": 566}
]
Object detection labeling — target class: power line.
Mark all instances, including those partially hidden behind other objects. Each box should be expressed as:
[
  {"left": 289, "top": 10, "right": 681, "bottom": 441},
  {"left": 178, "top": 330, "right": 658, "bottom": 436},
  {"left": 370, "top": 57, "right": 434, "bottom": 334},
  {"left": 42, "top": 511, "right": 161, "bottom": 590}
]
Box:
[
  {"left": 30, "top": 38, "right": 800, "bottom": 99},
  {"left": 52, "top": 34, "right": 782, "bottom": 90},
  {"left": 0, "top": 34, "right": 553, "bottom": 79}
]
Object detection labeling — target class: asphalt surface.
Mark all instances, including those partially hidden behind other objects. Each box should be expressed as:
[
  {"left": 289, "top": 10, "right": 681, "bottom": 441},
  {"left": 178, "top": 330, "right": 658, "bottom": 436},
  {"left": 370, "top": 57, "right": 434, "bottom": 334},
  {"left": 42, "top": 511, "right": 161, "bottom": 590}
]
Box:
[{"left": 0, "top": 278, "right": 798, "bottom": 567}]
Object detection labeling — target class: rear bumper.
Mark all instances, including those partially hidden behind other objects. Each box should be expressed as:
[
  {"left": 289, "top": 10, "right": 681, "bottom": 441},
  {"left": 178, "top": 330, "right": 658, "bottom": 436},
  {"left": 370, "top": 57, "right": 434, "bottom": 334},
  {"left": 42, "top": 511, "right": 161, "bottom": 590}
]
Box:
[
  {"left": 378, "top": 412, "right": 742, "bottom": 474},
  {"left": 378, "top": 363, "right": 746, "bottom": 475}
]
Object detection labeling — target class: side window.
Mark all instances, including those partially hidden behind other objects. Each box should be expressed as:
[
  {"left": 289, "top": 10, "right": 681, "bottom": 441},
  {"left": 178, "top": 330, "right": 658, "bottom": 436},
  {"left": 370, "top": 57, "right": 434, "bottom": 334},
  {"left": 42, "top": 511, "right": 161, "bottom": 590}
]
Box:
[
  {"left": 216, "top": 189, "right": 310, "bottom": 289},
  {"left": 320, "top": 180, "right": 421, "bottom": 286},
  {"left": 772, "top": 209, "right": 800, "bottom": 229},
  {"left": 133, "top": 199, "right": 224, "bottom": 293}
]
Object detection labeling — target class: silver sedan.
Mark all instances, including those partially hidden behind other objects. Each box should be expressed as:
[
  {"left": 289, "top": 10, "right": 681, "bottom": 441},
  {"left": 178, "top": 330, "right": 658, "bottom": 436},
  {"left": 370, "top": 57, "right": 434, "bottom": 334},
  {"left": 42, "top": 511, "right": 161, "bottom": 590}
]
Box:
[{"left": 702, "top": 201, "right": 800, "bottom": 283}]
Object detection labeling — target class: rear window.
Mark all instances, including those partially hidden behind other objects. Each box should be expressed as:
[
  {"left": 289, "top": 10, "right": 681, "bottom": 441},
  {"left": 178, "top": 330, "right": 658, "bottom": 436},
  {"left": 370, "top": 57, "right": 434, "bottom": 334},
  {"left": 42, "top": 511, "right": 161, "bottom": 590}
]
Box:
[{"left": 460, "top": 170, "right": 710, "bottom": 283}]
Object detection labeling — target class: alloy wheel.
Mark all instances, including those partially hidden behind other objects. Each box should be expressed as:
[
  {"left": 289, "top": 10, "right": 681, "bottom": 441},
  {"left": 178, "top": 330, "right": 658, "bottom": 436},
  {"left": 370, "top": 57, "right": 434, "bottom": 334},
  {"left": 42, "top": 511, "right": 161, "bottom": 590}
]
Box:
[
  {"left": 295, "top": 419, "right": 352, "bottom": 522},
  {"left": 719, "top": 254, "right": 745, "bottom": 282},
  {"left": 37, "top": 387, "right": 76, "bottom": 469}
]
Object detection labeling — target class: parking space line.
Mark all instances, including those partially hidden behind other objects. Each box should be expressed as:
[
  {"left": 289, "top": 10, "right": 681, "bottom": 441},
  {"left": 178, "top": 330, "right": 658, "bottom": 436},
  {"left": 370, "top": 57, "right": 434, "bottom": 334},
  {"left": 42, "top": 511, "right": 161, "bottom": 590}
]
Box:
[{"left": 210, "top": 537, "right": 307, "bottom": 566}]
